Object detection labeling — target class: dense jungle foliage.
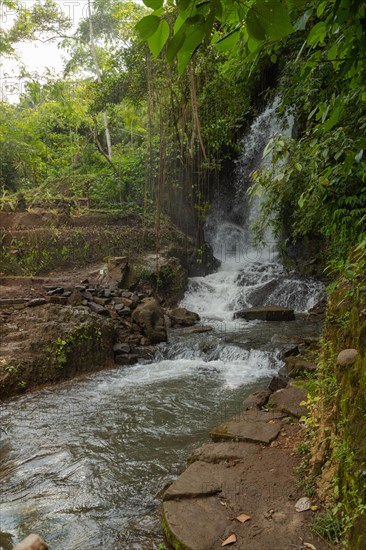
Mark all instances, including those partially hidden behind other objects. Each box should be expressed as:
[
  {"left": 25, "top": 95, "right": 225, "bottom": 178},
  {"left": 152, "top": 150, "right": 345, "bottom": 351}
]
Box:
[{"left": 1, "top": 0, "right": 364, "bottom": 265}]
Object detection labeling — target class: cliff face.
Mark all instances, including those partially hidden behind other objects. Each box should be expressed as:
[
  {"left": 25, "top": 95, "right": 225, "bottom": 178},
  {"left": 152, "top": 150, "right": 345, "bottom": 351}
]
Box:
[{"left": 308, "top": 257, "right": 366, "bottom": 547}]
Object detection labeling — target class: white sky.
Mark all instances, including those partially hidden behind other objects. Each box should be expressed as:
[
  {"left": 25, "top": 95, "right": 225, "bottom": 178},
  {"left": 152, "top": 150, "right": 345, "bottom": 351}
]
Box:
[{"left": 0, "top": 1, "right": 87, "bottom": 101}]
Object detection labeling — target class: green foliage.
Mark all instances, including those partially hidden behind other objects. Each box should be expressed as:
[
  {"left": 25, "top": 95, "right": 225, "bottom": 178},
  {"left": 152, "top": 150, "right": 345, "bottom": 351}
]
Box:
[{"left": 312, "top": 509, "right": 343, "bottom": 544}]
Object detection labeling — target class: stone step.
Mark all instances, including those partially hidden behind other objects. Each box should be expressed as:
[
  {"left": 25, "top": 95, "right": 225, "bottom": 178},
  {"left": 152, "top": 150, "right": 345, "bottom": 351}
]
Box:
[{"left": 210, "top": 409, "right": 285, "bottom": 445}]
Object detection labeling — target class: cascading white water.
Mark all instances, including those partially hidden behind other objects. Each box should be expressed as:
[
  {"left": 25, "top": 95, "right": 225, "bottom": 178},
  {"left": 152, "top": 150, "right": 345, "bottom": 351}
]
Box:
[{"left": 181, "top": 100, "right": 324, "bottom": 323}]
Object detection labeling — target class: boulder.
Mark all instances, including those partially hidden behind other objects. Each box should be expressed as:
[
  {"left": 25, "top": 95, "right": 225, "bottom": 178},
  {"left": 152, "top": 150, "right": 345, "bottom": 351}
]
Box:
[
  {"left": 243, "top": 389, "right": 271, "bottom": 410},
  {"left": 67, "top": 289, "right": 82, "bottom": 307},
  {"left": 337, "top": 348, "right": 358, "bottom": 367},
  {"left": 113, "top": 343, "right": 131, "bottom": 355},
  {"left": 27, "top": 298, "right": 47, "bottom": 307},
  {"left": 268, "top": 386, "right": 308, "bottom": 419},
  {"left": 169, "top": 307, "right": 200, "bottom": 326},
  {"left": 234, "top": 306, "right": 295, "bottom": 321},
  {"left": 268, "top": 375, "right": 288, "bottom": 393},
  {"left": 245, "top": 279, "right": 279, "bottom": 307},
  {"left": 132, "top": 297, "right": 167, "bottom": 343},
  {"left": 97, "top": 256, "right": 129, "bottom": 289}
]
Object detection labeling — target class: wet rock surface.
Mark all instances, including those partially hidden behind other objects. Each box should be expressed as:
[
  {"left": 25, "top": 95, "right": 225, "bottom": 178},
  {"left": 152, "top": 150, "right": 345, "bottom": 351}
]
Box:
[{"left": 234, "top": 306, "right": 296, "bottom": 322}]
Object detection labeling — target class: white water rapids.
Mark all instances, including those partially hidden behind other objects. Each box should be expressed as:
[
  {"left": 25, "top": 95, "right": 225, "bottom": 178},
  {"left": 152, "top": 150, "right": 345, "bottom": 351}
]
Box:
[{"left": 0, "top": 102, "right": 324, "bottom": 550}]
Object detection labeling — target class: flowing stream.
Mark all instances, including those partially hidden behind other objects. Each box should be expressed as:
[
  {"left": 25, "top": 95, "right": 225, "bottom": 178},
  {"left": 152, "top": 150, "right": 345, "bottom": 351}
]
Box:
[{"left": 0, "top": 103, "right": 324, "bottom": 550}]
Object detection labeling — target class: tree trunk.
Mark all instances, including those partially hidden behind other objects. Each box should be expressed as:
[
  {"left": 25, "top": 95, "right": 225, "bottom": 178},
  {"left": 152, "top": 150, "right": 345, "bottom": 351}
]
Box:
[{"left": 87, "top": 0, "right": 112, "bottom": 160}]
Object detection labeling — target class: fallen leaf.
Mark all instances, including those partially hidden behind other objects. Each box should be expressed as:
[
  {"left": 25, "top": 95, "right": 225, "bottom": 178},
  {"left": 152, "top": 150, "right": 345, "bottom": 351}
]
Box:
[
  {"left": 310, "top": 505, "right": 318, "bottom": 512},
  {"left": 221, "top": 534, "right": 237, "bottom": 546},
  {"left": 236, "top": 513, "right": 250, "bottom": 523},
  {"left": 303, "top": 543, "right": 317, "bottom": 550}
]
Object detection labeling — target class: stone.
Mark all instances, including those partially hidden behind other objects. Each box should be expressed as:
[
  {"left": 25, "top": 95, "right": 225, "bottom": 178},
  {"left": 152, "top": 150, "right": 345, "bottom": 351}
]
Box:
[
  {"left": 163, "top": 497, "right": 230, "bottom": 550},
  {"left": 93, "top": 296, "right": 109, "bottom": 306},
  {"left": 27, "top": 298, "right": 47, "bottom": 307},
  {"left": 81, "top": 290, "right": 94, "bottom": 301},
  {"left": 169, "top": 307, "right": 200, "bottom": 326},
  {"left": 308, "top": 298, "right": 327, "bottom": 316},
  {"left": 163, "top": 461, "right": 223, "bottom": 500},
  {"left": 0, "top": 298, "right": 29, "bottom": 306},
  {"left": 88, "top": 302, "right": 110, "bottom": 316},
  {"left": 210, "top": 409, "right": 285, "bottom": 445},
  {"left": 12, "top": 534, "right": 48, "bottom": 550},
  {"left": 295, "top": 497, "right": 311, "bottom": 512},
  {"left": 47, "top": 287, "right": 63, "bottom": 296},
  {"left": 100, "top": 256, "right": 129, "bottom": 289},
  {"left": 113, "top": 343, "right": 131, "bottom": 355},
  {"left": 234, "top": 306, "right": 295, "bottom": 321},
  {"left": 268, "top": 375, "right": 288, "bottom": 393},
  {"left": 115, "top": 354, "right": 138, "bottom": 366},
  {"left": 268, "top": 386, "right": 308, "bottom": 419},
  {"left": 49, "top": 295, "right": 68, "bottom": 305},
  {"left": 189, "top": 441, "right": 259, "bottom": 464},
  {"left": 245, "top": 278, "right": 279, "bottom": 307},
  {"left": 283, "top": 345, "right": 300, "bottom": 358},
  {"left": 134, "top": 345, "right": 154, "bottom": 360},
  {"left": 337, "top": 348, "right": 358, "bottom": 367},
  {"left": 67, "top": 289, "right": 82, "bottom": 306},
  {"left": 115, "top": 304, "right": 131, "bottom": 317},
  {"left": 243, "top": 389, "right": 271, "bottom": 410},
  {"left": 286, "top": 358, "right": 317, "bottom": 377},
  {"left": 132, "top": 298, "right": 167, "bottom": 343},
  {"left": 181, "top": 325, "right": 213, "bottom": 334}
]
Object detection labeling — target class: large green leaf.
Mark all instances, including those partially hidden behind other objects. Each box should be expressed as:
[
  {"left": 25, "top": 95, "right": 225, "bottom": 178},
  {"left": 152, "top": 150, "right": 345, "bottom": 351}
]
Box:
[
  {"left": 307, "top": 21, "right": 327, "bottom": 47},
  {"left": 176, "top": 0, "right": 191, "bottom": 10},
  {"left": 136, "top": 15, "right": 161, "bottom": 39},
  {"left": 148, "top": 19, "right": 170, "bottom": 57},
  {"left": 177, "top": 22, "right": 206, "bottom": 72},
  {"left": 323, "top": 105, "right": 342, "bottom": 132},
  {"left": 214, "top": 27, "right": 240, "bottom": 52},
  {"left": 166, "top": 29, "right": 186, "bottom": 63},
  {"left": 247, "top": 0, "right": 294, "bottom": 42},
  {"left": 143, "top": 0, "right": 164, "bottom": 10}
]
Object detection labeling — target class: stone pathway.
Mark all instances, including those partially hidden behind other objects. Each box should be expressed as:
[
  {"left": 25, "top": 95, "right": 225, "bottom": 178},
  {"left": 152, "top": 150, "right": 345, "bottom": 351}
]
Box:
[{"left": 162, "top": 386, "right": 332, "bottom": 550}]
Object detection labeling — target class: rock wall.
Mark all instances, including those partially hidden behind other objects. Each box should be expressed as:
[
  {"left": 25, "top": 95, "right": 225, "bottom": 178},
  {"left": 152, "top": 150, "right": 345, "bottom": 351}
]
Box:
[{"left": 309, "top": 284, "right": 366, "bottom": 547}]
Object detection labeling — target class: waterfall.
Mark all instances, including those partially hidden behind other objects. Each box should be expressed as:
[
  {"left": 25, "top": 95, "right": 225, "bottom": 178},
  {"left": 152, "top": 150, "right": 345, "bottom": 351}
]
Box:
[{"left": 181, "top": 100, "right": 323, "bottom": 322}]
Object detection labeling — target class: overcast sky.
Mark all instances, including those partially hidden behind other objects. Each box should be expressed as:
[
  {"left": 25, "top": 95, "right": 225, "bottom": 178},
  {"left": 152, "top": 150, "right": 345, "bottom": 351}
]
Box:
[{"left": 0, "top": 1, "right": 86, "bottom": 102}]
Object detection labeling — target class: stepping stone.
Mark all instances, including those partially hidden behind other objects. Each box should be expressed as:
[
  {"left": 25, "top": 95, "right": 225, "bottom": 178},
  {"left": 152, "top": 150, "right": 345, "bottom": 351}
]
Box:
[
  {"left": 268, "top": 386, "right": 308, "bottom": 419},
  {"left": 163, "top": 496, "right": 230, "bottom": 550},
  {"left": 189, "top": 441, "right": 260, "bottom": 464},
  {"left": 163, "top": 462, "right": 223, "bottom": 500},
  {"left": 210, "top": 410, "right": 285, "bottom": 445}
]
